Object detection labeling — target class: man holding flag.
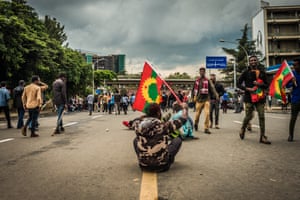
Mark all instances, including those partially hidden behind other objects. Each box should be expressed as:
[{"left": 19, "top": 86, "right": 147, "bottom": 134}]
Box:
[
  {"left": 237, "top": 55, "right": 271, "bottom": 144},
  {"left": 286, "top": 57, "right": 300, "bottom": 142}
]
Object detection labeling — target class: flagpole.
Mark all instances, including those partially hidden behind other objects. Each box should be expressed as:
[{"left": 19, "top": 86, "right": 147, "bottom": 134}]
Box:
[
  {"left": 146, "top": 61, "right": 182, "bottom": 104},
  {"left": 285, "top": 60, "right": 297, "bottom": 87}
]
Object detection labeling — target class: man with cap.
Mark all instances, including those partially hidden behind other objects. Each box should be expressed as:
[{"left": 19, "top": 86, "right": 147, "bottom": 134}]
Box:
[
  {"left": 192, "top": 67, "right": 218, "bottom": 134},
  {"left": 286, "top": 57, "right": 300, "bottom": 142}
]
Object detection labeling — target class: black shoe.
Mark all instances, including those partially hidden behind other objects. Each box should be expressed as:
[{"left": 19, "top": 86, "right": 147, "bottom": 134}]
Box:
[
  {"left": 204, "top": 129, "right": 211, "bottom": 134},
  {"left": 239, "top": 128, "right": 245, "bottom": 140},
  {"left": 30, "top": 133, "right": 39, "bottom": 137},
  {"left": 60, "top": 127, "right": 65, "bottom": 132},
  {"left": 288, "top": 134, "right": 294, "bottom": 142},
  {"left": 194, "top": 124, "right": 198, "bottom": 131},
  {"left": 260, "top": 136, "right": 271, "bottom": 144},
  {"left": 51, "top": 129, "right": 61, "bottom": 136},
  {"left": 8, "top": 125, "right": 13, "bottom": 129},
  {"left": 247, "top": 124, "right": 252, "bottom": 131}
]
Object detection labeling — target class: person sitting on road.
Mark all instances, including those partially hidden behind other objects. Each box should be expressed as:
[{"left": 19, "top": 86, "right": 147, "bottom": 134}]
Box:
[
  {"left": 171, "top": 102, "right": 198, "bottom": 140},
  {"left": 133, "top": 103, "right": 187, "bottom": 172}
]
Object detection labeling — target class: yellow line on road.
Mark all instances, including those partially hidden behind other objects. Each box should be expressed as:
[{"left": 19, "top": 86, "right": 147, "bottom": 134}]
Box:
[{"left": 140, "top": 171, "right": 158, "bottom": 200}]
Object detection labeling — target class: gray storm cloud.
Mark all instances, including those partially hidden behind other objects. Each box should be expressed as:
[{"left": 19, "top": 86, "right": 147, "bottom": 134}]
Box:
[{"left": 27, "top": 0, "right": 299, "bottom": 75}]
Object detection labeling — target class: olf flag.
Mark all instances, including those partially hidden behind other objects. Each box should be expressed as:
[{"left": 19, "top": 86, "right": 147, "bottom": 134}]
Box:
[
  {"left": 269, "top": 60, "right": 294, "bottom": 103},
  {"left": 133, "top": 62, "right": 163, "bottom": 112}
]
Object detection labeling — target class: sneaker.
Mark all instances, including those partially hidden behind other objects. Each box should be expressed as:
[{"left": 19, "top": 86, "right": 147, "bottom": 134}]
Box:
[
  {"left": 194, "top": 124, "right": 198, "bottom": 131},
  {"left": 260, "top": 136, "right": 271, "bottom": 144},
  {"left": 21, "top": 127, "right": 27, "bottom": 136},
  {"left": 239, "top": 128, "right": 245, "bottom": 140},
  {"left": 204, "top": 129, "right": 211, "bottom": 134},
  {"left": 122, "top": 121, "right": 130, "bottom": 128},
  {"left": 215, "top": 125, "right": 220, "bottom": 129}
]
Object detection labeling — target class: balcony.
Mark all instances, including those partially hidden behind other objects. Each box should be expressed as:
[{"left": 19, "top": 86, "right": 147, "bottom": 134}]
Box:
[
  {"left": 268, "top": 32, "right": 300, "bottom": 40},
  {"left": 268, "top": 49, "right": 300, "bottom": 56}
]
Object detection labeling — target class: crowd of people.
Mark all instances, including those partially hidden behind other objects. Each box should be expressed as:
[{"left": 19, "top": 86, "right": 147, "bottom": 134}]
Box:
[
  {"left": 130, "top": 55, "right": 300, "bottom": 173},
  {"left": 1, "top": 56, "right": 299, "bottom": 173}
]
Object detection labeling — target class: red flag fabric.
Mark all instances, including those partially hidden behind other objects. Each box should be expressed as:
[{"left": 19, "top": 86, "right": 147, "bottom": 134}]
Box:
[
  {"left": 269, "top": 60, "right": 294, "bottom": 103},
  {"left": 133, "top": 62, "right": 163, "bottom": 112}
]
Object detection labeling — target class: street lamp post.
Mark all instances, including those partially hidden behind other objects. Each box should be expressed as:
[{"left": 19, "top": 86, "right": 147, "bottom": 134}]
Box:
[{"left": 219, "top": 39, "right": 249, "bottom": 89}]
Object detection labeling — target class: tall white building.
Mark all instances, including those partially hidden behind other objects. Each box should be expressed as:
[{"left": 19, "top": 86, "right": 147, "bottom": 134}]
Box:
[{"left": 252, "top": 3, "right": 300, "bottom": 70}]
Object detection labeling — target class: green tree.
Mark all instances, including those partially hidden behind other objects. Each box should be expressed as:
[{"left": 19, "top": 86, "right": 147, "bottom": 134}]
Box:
[
  {"left": 220, "top": 24, "right": 262, "bottom": 84},
  {"left": 43, "top": 15, "right": 67, "bottom": 45},
  {"left": 94, "top": 70, "right": 118, "bottom": 88}
]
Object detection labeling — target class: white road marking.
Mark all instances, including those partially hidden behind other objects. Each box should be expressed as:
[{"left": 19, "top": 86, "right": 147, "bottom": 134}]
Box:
[
  {"left": 267, "top": 115, "right": 286, "bottom": 120},
  {"left": 0, "top": 138, "right": 14, "bottom": 144},
  {"left": 233, "top": 121, "right": 259, "bottom": 128},
  {"left": 64, "top": 122, "right": 79, "bottom": 127},
  {"left": 92, "top": 115, "right": 103, "bottom": 120}
]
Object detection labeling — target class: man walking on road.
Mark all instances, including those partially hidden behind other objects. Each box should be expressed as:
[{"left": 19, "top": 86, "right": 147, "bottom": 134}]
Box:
[
  {"left": 21, "top": 76, "right": 42, "bottom": 137},
  {"left": 0, "top": 81, "right": 13, "bottom": 129},
  {"left": 13, "top": 80, "right": 25, "bottom": 129},
  {"left": 52, "top": 73, "right": 67, "bottom": 135},
  {"left": 209, "top": 74, "right": 224, "bottom": 129},
  {"left": 287, "top": 57, "right": 300, "bottom": 142},
  {"left": 192, "top": 67, "right": 218, "bottom": 134},
  {"left": 87, "top": 93, "right": 94, "bottom": 116},
  {"left": 237, "top": 55, "right": 271, "bottom": 144}
]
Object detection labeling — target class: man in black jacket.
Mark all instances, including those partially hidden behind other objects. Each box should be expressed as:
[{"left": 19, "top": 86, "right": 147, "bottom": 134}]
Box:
[{"left": 237, "top": 55, "right": 271, "bottom": 144}]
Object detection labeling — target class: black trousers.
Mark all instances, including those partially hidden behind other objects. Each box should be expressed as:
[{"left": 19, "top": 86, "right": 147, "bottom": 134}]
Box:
[
  {"left": 289, "top": 102, "right": 300, "bottom": 136},
  {"left": 0, "top": 106, "right": 12, "bottom": 128}
]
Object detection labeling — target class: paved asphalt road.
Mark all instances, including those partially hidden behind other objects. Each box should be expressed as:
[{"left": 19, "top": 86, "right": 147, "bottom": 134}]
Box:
[{"left": 0, "top": 109, "right": 299, "bottom": 200}]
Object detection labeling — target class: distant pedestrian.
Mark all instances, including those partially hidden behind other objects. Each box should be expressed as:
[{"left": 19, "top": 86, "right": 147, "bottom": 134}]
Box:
[
  {"left": 221, "top": 91, "right": 229, "bottom": 113},
  {"left": 21, "top": 76, "right": 42, "bottom": 137},
  {"left": 267, "top": 94, "right": 272, "bottom": 110},
  {"left": 114, "top": 91, "right": 122, "bottom": 115},
  {"left": 0, "top": 81, "right": 13, "bottom": 129},
  {"left": 87, "top": 93, "right": 94, "bottom": 115},
  {"left": 52, "top": 73, "right": 67, "bottom": 135},
  {"left": 13, "top": 80, "right": 25, "bottom": 129},
  {"left": 209, "top": 74, "right": 224, "bottom": 129},
  {"left": 287, "top": 57, "right": 300, "bottom": 142},
  {"left": 121, "top": 94, "right": 129, "bottom": 114}
]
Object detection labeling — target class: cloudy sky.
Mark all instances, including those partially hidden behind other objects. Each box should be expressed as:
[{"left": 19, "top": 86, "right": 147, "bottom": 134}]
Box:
[{"left": 27, "top": 0, "right": 299, "bottom": 77}]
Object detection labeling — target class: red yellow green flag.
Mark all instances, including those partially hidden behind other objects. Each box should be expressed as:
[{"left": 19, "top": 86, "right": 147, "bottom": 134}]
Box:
[
  {"left": 269, "top": 60, "right": 294, "bottom": 103},
  {"left": 133, "top": 62, "right": 163, "bottom": 112}
]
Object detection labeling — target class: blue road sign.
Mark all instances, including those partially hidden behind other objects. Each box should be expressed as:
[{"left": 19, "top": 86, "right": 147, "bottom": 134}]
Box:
[{"left": 206, "top": 56, "right": 227, "bottom": 69}]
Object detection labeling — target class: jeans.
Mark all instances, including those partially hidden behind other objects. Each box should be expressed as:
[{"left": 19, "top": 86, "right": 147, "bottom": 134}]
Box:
[
  {"left": 17, "top": 107, "right": 25, "bottom": 128},
  {"left": 88, "top": 103, "right": 93, "bottom": 115},
  {"left": 25, "top": 107, "right": 39, "bottom": 133},
  {"left": 242, "top": 102, "right": 265, "bottom": 135},
  {"left": 289, "top": 102, "right": 300, "bottom": 137},
  {"left": 56, "top": 104, "right": 64, "bottom": 131},
  {"left": 210, "top": 101, "right": 220, "bottom": 126}
]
